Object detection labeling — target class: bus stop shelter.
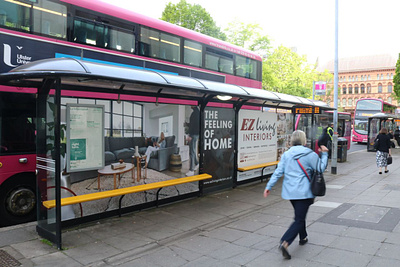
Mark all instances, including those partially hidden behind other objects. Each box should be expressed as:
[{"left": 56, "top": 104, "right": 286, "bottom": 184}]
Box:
[
  {"left": 367, "top": 113, "right": 400, "bottom": 151},
  {"left": 0, "top": 58, "right": 331, "bottom": 249}
]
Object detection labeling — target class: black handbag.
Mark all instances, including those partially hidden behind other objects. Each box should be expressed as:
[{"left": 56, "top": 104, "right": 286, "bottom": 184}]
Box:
[
  {"left": 297, "top": 158, "right": 326, "bottom": 197},
  {"left": 387, "top": 156, "right": 393, "bottom": 165}
]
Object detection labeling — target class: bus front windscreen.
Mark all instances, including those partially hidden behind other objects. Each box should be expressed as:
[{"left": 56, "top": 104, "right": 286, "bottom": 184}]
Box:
[
  {"left": 356, "top": 99, "right": 382, "bottom": 111},
  {"left": 354, "top": 118, "right": 368, "bottom": 135}
]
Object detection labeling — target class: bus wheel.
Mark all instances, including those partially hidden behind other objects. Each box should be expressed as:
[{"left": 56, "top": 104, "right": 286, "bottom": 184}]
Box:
[{"left": 0, "top": 175, "right": 36, "bottom": 227}]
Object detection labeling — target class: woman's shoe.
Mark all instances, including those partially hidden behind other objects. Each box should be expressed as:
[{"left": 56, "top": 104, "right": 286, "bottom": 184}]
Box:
[
  {"left": 279, "top": 242, "right": 291, "bottom": 259},
  {"left": 385, "top": 170, "right": 389, "bottom": 173},
  {"left": 379, "top": 172, "right": 382, "bottom": 174},
  {"left": 299, "top": 238, "right": 308, "bottom": 245}
]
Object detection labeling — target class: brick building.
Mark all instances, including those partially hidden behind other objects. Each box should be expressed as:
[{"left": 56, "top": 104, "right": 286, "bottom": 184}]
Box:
[{"left": 320, "top": 54, "right": 397, "bottom": 116}]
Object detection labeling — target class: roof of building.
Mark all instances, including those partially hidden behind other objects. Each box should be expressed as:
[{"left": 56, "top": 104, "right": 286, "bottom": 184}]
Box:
[{"left": 320, "top": 54, "right": 397, "bottom": 73}]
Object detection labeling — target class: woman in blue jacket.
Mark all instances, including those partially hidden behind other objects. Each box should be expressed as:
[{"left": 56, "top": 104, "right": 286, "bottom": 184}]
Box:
[{"left": 263, "top": 130, "right": 328, "bottom": 260}]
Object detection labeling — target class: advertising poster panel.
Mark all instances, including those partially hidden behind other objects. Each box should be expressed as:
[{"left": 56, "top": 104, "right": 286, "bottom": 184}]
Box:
[
  {"left": 237, "top": 109, "right": 278, "bottom": 182},
  {"left": 202, "top": 107, "right": 235, "bottom": 191},
  {"left": 66, "top": 104, "right": 104, "bottom": 172}
]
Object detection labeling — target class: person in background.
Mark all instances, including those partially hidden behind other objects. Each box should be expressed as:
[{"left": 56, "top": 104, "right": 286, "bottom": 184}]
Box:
[
  {"left": 394, "top": 126, "right": 400, "bottom": 147},
  {"left": 185, "top": 106, "right": 199, "bottom": 176},
  {"left": 144, "top": 132, "right": 165, "bottom": 169},
  {"left": 389, "top": 130, "right": 397, "bottom": 148},
  {"left": 375, "top": 128, "right": 391, "bottom": 174},
  {"left": 318, "top": 123, "right": 333, "bottom": 158},
  {"left": 263, "top": 130, "right": 328, "bottom": 260}
]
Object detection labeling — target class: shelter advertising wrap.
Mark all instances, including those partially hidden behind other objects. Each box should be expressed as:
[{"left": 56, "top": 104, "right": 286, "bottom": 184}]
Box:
[
  {"left": 238, "top": 110, "right": 277, "bottom": 181},
  {"left": 202, "top": 107, "right": 235, "bottom": 191},
  {"left": 66, "top": 104, "right": 104, "bottom": 172}
]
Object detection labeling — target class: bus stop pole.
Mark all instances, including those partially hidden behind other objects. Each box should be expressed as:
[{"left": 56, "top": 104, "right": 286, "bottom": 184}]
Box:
[{"left": 331, "top": 0, "right": 339, "bottom": 175}]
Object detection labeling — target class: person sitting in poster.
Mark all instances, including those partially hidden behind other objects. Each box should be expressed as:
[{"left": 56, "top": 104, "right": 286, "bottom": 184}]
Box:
[{"left": 144, "top": 132, "right": 166, "bottom": 169}]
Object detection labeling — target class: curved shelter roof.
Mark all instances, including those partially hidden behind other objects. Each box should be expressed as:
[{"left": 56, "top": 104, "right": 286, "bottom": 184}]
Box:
[{"left": 0, "top": 58, "right": 332, "bottom": 110}]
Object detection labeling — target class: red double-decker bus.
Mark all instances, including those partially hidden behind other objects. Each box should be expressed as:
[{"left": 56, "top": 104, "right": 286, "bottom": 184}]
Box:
[
  {"left": 352, "top": 98, "right": 396, "bottom": 143},
  {"left": 0, "top": 0, "right": 262, "bottom": 226}
]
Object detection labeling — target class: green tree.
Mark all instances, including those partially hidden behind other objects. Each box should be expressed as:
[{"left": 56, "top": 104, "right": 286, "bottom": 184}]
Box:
[
  {"left": 161, "top": 0, "right": 226, "bottom": 40},
  {"left": 393, "top": 53, "right": 400, "bottom": 101},
  {"left": 224, "top": 20, "right": 270, "bottom": 58},
  {"left": 263, "top": 45, "right": 317, "bottom": 98}
]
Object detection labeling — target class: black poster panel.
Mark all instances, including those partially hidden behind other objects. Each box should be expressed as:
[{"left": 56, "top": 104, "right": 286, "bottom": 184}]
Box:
[{"left": 202, "top": 107, "right": 235, "bottom": 192}]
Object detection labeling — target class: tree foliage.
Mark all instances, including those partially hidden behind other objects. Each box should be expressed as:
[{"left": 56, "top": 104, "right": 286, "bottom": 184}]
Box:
[
  {"left": 263, "top": 46, "right": 322, "bottom": 98},
  {"left": 393, "top": 54, "right": 400, "bottom": 101},
  {"left": 161, "top": 0, "right": 226, "bottom": 40},
  {"left": 224, "top": 20, "right": 270, "bottom": 58}
]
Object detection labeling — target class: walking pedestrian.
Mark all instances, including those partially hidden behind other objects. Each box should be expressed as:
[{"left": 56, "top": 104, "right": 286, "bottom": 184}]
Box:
[
  {"left": 263, "top": 130, "right": 328, "bottom": 260},
  {"left": 375, "top": 128, "right": 391, "bottom": 174}
]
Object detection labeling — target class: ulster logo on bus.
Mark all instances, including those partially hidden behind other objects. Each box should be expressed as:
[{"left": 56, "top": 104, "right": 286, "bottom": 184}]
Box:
[{"left": 3, "top": 44, "right": 32, "bottom": 67}]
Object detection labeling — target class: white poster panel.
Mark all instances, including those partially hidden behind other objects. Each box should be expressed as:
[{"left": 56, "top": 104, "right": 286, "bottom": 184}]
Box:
[
  {"left": 66, "top": 104, "right": 104, "bottom": 172},
  {"left": 238, "top": 110, "right": 277, "bottom": 181}
]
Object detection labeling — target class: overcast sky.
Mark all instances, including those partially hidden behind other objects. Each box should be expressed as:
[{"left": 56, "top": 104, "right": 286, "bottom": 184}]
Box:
[{"left": 100, "top": 0, "right": 400, "bottom": 66}]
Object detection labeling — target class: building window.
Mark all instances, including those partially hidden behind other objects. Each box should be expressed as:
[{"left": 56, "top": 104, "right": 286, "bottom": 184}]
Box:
[
  {"left": 342, "top": 98, "right": 346, "bottom": 107},
  {"left": 388, "top": 97, "right": 392, "bottom": 103},
  {"left": 377, "top": 74, "right": 380, "bottom": 80},
  {"left": 391, "top": 73, "right": 394, "bottom": 79},
  {"left": 342, "top": 85, "right": 346, "bottom": 94},
  {"left": 387, "top": 73, "right": 390, "bottom": 79},
  {"left": 367, "top": 84, "right": 371, "bottom": 93},
  {"left": 378, "top": 83, "right": 382, "bottom": 93},
  {"left": 354, "top": 84, "right": 359, "bottom": 94},
  {"left": 381, "top": 74, "right": 383, "bottom": 80},
  {"left": 360, "top": 84, "right": 365, "bottom": 94},
  {"left": 355, "top": 75, "right": 358, "bottom": 81},
  {"left": 348, "top": 85, "right": 353, "bottom": 94},
  {"left": 388, "top": 83, "right": 393, "bottom": 93},
  {"left": 348, "top": 98, "right": 352, "bottom": 106},
  {"left": 368, "top": 75, "right": 370, "bottom": 80}
]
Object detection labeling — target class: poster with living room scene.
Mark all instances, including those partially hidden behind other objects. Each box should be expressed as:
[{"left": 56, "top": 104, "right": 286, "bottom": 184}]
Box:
[{"left": 61, "top": 98, "right": 202, "bottom": 218}]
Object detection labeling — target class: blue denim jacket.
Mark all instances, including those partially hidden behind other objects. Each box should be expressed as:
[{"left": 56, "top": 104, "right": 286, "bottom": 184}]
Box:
[{"left": 266, "top": 145, "right": 328, "bottom": 199}]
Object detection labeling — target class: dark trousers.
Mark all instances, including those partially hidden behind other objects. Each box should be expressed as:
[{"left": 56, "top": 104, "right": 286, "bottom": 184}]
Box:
[{"left": 281, "top": 198, "right": 314, "bottom": 245}]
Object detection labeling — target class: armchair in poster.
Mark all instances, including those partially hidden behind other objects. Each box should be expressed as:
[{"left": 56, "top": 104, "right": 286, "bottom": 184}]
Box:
[
  {"left": 202, "top": 107, "right": 235, "bottom": 191},
  {"left": 237, "top": 109, "right": 293, "bottom": 182}
]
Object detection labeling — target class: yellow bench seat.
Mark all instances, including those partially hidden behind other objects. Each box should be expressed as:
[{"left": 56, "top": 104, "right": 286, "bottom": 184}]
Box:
[
  {"left": 43, "top": 173, "right": 212, "bottom": 209},
  {"left": 237, "top": 161, "right": 279, "bottom": 172}
]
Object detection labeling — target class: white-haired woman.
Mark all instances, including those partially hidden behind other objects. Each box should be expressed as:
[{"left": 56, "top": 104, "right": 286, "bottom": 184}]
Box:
[{"left": 263, "top": 130, "right": 328, "bottom": 260}]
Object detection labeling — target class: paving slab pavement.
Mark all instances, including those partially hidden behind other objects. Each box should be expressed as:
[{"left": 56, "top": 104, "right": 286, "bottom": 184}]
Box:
[{"left": 1, "top": 148, "right": 400, "bottom": 266}]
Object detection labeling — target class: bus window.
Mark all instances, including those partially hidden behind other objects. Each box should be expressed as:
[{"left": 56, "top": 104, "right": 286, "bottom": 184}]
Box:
[
  {"left": 33, "top": 0, "right": 67, "bottom": 38},
  {"left": 236, "top": 55, "right": 258, "bottom": 79},
  {"left": 110, "top": 28, "right": 135, "bottom": 53},
  {"left": 73, "top": 18, "right": 109, "bottom": 48},
  {"left": 160, "top": 32, "right": 180, "bottom": 62},
  {"left": 140, "top": 27, "right": 181, "bottom": 62},
  {"left": 205, "top": 48, "right": 233, "bottom": 74},
  {"left": 0, "top": 0, "right": 31, "bottom": 32},
  {"left": 184, "top": 40, "right": 202, "bottom": 67},
  {"left": 0, "top": 93, "right": 36, "bottom": 154}
]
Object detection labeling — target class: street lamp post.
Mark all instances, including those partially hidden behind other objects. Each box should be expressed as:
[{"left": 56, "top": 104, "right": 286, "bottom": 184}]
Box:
[{"left": 331, "top": 0, "right": 339, "bottom": 174}]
